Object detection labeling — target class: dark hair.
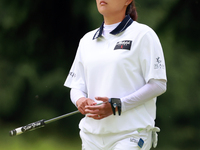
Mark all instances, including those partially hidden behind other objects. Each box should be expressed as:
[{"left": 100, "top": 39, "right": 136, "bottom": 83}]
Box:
[{"left": 126, "top": 1, "right": 138, "bottom": 21}]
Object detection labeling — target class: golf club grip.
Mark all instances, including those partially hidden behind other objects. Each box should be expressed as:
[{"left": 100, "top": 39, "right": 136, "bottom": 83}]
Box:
[{"left": 9, "top": 119, "right": 46, "bottom": 137}]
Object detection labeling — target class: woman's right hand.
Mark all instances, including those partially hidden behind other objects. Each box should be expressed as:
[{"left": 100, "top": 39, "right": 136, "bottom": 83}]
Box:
[{"left": 76, "top": 97, "right": 95, "bottom": 115}]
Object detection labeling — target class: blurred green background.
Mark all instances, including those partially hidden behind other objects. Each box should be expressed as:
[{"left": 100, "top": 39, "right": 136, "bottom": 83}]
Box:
[{"left": 0, "top": 0, "right": 200, "bottom": 149}]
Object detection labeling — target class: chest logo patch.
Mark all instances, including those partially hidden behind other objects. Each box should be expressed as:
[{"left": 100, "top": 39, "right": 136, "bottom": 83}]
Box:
[{"left": 114, "top": 40, "right": 132, "bottom": 50}]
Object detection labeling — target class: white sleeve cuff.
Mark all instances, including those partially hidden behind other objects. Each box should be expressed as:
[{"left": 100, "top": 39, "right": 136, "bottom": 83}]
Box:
[{"left": 70, "top": 88, "right": 87, "bottom": 107}]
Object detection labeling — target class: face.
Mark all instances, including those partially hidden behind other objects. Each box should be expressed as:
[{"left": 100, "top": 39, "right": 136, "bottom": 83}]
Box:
[{"left": 96, "top": 0, "right": 132, "bottom": 17}]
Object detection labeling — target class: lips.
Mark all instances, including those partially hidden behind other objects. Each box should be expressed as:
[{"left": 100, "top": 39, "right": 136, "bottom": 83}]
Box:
[{"left": 100, "top": 1, "right": 107, "bottom": 5}]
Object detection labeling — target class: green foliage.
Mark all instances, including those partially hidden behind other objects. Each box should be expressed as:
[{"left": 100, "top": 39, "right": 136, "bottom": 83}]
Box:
[
  {"left": 0, "top": 0, "right": 200, "bottom": 149},
  {"left": 1, "top": 126, "right": 82, "bottom": 150}
]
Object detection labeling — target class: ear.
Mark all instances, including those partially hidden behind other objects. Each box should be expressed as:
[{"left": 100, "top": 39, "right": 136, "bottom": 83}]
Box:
[{"left": 125, "top": 0, "right": 133, "bottom": 6}]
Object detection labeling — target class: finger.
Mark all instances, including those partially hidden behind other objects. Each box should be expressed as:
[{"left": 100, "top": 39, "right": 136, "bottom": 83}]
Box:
[
  {"left": 85, "top": 108, "right": 99, "bottom": 114},
  {"left": 87, "top": 100, "right": 96, "bottom": 106},
  {"left": 95, "top": 97, "right": 108, "bottom": 101},
  {"left": 85, "top": 105, "right": 102, "bottom": 110},
  {"left": 91, "top": 102, "right": 97, "bottom": 106},
  {"left": 78, "top": 108, "right": 85, "bottom": 115},
  {"left": 86, "top": 114, "right": 106, "bottom": 120}
]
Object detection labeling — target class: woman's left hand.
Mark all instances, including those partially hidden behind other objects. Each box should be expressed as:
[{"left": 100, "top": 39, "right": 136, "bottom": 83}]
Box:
[{"left": 85, "top": 97, "right": 113, "bottom": 120}]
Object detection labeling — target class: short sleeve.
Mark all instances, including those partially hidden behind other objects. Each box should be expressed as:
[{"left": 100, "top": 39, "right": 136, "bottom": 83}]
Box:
[
  {"left": 64, "top": 41, "right": 87, "bottom": 93},
  {"left": 139, "top": 30, "right": 167, "bottom": 83}
]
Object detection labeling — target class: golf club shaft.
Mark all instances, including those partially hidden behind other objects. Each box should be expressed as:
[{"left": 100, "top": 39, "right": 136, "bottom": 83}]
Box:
[
  {"left": 9, "top": 101, "right": 107, "bottom": 137},
  {"left": 45, "top": 110, "right": 79, "bottom": 124},
  {"left": 9, "top": 110, "right": 80, "bottom": 137}
]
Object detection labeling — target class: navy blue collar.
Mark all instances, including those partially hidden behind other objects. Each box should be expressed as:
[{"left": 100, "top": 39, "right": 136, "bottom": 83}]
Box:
[{"left": 93, "top": 15, "right": 133, "bottom": 40}]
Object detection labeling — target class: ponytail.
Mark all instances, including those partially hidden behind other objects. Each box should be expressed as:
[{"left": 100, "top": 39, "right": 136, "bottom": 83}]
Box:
[{"left": 126, "top": 1, "right": 138, "bottom": 21}]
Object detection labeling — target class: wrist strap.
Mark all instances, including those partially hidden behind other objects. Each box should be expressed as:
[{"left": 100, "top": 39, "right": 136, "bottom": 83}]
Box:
[{"left": 109, "top": 98, "right": 121, "bottom": 116}]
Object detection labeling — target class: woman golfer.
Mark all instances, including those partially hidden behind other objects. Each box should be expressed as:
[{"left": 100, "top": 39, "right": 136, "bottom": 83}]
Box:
[{"left": 64, "top": 0, "right": 167, "bottom": 149}]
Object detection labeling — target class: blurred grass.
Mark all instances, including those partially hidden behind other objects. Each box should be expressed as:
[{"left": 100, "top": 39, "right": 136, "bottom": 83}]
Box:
[
  {"left": 0, "top": 125, "right": 82, "bottom": 150},
  {"left": 1, "top": 137, "right": 81, "bottom": 150}
]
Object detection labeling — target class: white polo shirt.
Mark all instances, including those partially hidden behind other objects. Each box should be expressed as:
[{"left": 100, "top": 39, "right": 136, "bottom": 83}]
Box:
[{"left": 64, "top": 15, "right": 167, "bottom": 134}]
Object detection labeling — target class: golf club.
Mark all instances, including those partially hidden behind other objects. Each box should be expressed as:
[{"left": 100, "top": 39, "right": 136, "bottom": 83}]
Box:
[
  {"left": 9, "top": 101, "right": 107, "bottom": 137},
  {"left": 9, "top": 110, "right": 80, "bottom": 137}
]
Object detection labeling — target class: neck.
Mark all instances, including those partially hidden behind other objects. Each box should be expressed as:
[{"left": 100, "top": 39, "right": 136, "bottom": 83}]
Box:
[{"left": 103, "top": 13, "right": 126, "bottom": 25}]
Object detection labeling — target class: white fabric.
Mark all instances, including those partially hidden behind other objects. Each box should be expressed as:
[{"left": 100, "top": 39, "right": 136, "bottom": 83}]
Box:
[
  {"left": 80, "top": 129, "right": 152, "bottom": 150},
  {"left": 121, "top": 79, "right": 166, "bottom": 112},
  {"left": 102, "top": 22, "right": 120, "bottom": 37},
  {"left": 64, "top": 21, "right": 167, "bottom": 134},
  {"left": 70, "top": 88, "right": 87, "bottom": 107},
  {"left": 152, "top": 128, "right": 160, "bottom": 148}
]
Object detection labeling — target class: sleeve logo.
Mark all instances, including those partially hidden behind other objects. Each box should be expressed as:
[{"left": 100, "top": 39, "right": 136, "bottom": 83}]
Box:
[
  {"left": 114, "top": 40, "right": 132, "bottom": 50},
  {"left": 69, "top": 72, "right": 76, "bottom": 78},
  {"left": 154, "top": 57, "right": 165, "bottom": 69}
]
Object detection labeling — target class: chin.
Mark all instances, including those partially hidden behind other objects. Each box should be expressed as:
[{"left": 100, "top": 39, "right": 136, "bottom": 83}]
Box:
[
  {"left": 98, "top": 10, "right": 109, "bottom": 16},
  {"left": 97, "top": 6, "right": 108, "bottom": 15}
]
